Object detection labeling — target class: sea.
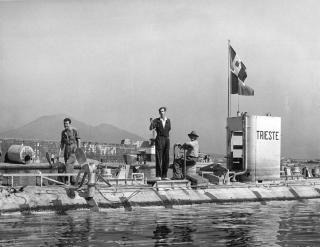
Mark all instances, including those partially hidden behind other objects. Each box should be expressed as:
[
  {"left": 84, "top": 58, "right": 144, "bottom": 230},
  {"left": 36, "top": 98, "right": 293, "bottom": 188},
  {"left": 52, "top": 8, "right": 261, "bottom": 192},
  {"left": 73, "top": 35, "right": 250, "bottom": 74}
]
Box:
[
  {"left": 1, "top": 169, "right": 320, "bottom": 246},
  {"left": 1, "top": 199, "right": 320, "bottom": 246}
]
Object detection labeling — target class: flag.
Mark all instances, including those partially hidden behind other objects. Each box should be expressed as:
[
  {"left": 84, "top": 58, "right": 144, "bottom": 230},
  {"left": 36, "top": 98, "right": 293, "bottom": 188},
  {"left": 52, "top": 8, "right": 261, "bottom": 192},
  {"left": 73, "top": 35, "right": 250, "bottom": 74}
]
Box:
[
  {"left": 229, "top": 45, "right": 254, "bottom": 96},
  {"left": 231, "top": 72, "right": 254, "bottom": 95}
]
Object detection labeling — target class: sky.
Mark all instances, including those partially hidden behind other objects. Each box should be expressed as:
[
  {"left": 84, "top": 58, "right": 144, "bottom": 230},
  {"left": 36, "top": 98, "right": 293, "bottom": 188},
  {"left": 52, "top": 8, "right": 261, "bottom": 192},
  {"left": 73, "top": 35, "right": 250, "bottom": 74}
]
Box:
[{"left": 0, "top": 0, "right": 320, "bottom": 158}]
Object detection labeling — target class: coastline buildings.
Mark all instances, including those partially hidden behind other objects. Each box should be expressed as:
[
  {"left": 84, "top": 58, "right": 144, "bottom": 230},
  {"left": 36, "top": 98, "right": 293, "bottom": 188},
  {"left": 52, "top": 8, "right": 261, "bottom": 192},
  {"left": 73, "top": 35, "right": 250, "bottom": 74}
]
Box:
[{"left": 0, "top": 138, "right": 143, "bottom": 163}]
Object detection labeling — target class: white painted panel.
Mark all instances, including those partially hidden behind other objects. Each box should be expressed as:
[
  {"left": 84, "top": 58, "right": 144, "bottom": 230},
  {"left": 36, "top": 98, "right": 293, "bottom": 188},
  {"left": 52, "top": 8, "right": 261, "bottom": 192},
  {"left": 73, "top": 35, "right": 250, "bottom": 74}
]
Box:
[{"left": 246, "top": 116, "right": 281, "bottom": 181}]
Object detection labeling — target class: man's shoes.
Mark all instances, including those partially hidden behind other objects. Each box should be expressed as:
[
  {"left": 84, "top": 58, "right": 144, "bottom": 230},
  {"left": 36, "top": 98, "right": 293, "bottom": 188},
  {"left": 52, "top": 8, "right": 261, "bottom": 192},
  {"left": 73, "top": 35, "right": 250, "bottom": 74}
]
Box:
[
  {"left": 155, "top": 177, "right": 162, "bottom": 180},
  {"left": 162, "top": 177, "right": 170, "bottom": 180}
]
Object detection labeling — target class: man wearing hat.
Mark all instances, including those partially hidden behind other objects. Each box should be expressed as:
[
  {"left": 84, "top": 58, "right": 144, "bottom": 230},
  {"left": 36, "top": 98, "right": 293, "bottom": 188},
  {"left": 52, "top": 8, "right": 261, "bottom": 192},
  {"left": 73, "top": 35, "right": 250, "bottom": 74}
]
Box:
[{"left": 172, "top": 130, "right": 200, "bottom": 179}]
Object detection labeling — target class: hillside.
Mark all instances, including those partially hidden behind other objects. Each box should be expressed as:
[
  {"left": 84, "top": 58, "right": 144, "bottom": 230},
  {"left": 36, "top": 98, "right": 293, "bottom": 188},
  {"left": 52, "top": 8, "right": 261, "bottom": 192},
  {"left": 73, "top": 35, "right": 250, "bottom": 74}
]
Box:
[{"left": 0, "top": 114, "right": 144, "bottom": 143}]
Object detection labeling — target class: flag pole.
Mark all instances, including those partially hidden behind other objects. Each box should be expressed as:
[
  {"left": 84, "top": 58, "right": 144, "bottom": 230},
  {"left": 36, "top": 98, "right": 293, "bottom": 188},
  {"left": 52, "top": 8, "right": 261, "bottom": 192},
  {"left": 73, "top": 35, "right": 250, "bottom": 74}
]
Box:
[
  {"left": 227, "top": 40, "right": 230, "bottom": 118},
  {"left": 237, "top": 95, "right": 240, "bottom": 116}
]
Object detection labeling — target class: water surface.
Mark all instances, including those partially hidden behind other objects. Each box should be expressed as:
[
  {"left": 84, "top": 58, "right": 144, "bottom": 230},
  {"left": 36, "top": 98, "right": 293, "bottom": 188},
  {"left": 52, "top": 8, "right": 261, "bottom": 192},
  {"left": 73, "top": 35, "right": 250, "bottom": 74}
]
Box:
[{"left": 1, "top": 199, "right": 320, "bottom": 246}]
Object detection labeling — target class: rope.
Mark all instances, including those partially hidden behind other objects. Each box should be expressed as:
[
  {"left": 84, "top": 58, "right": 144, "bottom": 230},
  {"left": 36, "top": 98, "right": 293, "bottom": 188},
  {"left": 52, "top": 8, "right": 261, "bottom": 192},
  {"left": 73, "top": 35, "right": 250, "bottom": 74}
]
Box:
[
  {"left": 12, "top": 193, "right": 28, "bottom": 205},
  {"left": 95, "top": 186, "right": 120, "bottom": 204}
]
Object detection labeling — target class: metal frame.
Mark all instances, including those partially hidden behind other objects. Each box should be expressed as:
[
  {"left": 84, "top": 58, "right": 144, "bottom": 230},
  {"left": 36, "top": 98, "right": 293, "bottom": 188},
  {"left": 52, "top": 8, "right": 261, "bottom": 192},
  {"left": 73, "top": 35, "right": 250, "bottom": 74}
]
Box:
[
  {"left": 2, "top": 172, "right": 147, "bottom": 187},
  {"left": 2, "top": 173, "right": 77, "bottom": 187}
]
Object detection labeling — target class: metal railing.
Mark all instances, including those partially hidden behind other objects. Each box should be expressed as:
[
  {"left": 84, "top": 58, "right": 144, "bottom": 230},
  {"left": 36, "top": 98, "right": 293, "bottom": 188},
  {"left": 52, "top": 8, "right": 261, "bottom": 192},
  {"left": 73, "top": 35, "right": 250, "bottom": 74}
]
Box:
[
  {"left": 1, "top": 172, "right": 147, "bottom": 187},
  {"left": 2, "top": 172, "right": 77, "bottom": 187}
]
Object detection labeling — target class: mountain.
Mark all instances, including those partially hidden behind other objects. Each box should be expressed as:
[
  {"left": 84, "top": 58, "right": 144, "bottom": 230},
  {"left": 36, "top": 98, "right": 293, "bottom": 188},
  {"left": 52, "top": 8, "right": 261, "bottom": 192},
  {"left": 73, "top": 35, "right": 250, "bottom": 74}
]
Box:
[{"left": 0, "top": 114, "right": 144, "bottom": 143}]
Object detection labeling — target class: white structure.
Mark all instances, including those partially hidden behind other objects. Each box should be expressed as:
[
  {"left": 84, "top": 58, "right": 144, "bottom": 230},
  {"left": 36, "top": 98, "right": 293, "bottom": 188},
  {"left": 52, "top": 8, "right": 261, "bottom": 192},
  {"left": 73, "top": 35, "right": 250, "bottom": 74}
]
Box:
[
  {"left": 7, "top": 144, "right": 35, "bottom": 164},
  {"left": 226, "top": 114, "right": 281, "bottom": 182},
  {"left": 145, "top": 145, "right": 155, "bottom": 162}
]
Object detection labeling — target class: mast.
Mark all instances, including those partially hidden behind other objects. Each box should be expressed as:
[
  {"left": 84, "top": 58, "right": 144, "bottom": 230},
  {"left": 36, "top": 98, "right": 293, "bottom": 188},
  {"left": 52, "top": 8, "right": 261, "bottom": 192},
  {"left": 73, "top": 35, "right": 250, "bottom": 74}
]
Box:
[{"left": 227, "top": 40, "right": 231, "bottom": 118}]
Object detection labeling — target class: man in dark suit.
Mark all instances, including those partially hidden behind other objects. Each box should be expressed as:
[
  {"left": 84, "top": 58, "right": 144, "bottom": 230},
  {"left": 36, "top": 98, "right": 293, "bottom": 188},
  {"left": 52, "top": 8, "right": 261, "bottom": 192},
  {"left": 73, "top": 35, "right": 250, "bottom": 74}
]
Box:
[{"left": 149, "top": 107, "right": 171, "bottom": 180}]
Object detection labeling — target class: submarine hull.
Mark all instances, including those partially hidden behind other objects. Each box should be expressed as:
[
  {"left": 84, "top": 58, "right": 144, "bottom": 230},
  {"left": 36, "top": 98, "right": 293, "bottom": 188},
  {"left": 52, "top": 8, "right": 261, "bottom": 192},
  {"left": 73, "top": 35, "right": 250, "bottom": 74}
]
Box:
[{"left": 2, "top": 181, "right": 320, "bottom": 214}]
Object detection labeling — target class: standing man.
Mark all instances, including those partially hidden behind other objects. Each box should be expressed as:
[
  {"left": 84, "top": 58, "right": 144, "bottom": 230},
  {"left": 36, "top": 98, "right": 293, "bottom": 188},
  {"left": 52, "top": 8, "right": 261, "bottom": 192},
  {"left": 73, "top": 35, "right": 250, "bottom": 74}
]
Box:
[
  {"left": 149, "top": 107, "right": 171, "bottom": 180},
  {"left": 58, "top": 118, "right": 81, "bottom": 184}
]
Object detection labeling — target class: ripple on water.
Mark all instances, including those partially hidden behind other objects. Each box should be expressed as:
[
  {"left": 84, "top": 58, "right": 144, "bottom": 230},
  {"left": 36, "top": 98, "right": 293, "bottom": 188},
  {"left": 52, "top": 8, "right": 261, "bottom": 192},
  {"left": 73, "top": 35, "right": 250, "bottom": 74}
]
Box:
[{"left": 1, "top": 200, "right": 320, "bottom": 246}]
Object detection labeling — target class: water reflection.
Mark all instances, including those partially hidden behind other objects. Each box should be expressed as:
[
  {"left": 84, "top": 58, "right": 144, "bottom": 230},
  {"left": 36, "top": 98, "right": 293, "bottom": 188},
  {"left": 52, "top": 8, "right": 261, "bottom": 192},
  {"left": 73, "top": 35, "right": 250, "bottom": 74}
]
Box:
[
  {"left": 54, "top": 215, "right": 96, "bottom": 247},
  {"left": 1, "top": 200, "right": 320, "bottom": 246},
  {"left": 277, "top": 201, "right": 320, "bottom": 246},
  {"left": 224, "top": 219, "right": 252, "bottom": 246},
  {"left": 153, "top": 224, "right": 171, "bottom": 246},
  {"left": 152, "top": 222, "right": 195, "bottom": 246},
  {"left": 171, "top": 224, "right": 195, "bottom": 244}
]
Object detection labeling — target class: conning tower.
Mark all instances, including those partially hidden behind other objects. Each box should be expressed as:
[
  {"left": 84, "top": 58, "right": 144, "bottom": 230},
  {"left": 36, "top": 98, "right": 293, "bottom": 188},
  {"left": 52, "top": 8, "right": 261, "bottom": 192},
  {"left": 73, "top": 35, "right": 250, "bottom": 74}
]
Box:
[{"left": 226, "top": 114, "right": 281, "bottom": 182}]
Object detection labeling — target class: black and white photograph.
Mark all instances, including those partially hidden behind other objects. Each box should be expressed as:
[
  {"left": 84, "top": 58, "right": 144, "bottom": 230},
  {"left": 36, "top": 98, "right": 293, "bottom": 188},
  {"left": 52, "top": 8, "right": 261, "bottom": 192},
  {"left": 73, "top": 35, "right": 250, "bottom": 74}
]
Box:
[{"left": 0, "top": 0, "right": 320, "bottom": 246}]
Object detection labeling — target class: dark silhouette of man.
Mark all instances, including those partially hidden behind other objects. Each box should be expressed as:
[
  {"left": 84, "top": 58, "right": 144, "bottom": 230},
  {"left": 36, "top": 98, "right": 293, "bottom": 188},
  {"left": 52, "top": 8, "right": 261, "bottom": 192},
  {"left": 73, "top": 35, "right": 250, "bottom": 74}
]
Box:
[{"left": 149, "top": 107, "right": 171, "bottom": 180}]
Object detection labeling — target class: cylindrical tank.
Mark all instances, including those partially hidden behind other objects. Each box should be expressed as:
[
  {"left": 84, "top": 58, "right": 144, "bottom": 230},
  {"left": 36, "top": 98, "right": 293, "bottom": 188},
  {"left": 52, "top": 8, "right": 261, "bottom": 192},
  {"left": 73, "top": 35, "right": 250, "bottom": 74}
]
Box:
[
  {"left": 245, "top": 114, "right": 257, "bottom": 181},
  {"left": 245, "top": 115, "right": 281, "bottom": 182},
  {"left": 7, "top": 144, "right": 34, "bottom": 164}
]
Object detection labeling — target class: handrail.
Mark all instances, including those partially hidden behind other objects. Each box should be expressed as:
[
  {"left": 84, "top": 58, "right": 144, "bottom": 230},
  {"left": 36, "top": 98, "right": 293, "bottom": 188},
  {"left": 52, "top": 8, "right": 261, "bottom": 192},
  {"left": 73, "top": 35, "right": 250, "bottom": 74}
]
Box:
[
  {"left": 2, "top": 173, "right": 77, "bottom": 176},
  {"left": 2, "top": 173, "right": 77, "bottom": 187},
  {"left": 1, "top": 172, "right": 146, "bottom": 187}
]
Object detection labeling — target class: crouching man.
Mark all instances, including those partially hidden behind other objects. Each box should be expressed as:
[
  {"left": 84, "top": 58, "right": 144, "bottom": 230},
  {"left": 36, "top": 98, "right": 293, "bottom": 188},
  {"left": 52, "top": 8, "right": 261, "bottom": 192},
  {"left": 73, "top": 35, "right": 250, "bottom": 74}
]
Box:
[
  {"left": 172, "top": 131, "right": 199, "bottom": 179},
  {"left": 75, "top": 162, "right": 97, "bottom": 200}
]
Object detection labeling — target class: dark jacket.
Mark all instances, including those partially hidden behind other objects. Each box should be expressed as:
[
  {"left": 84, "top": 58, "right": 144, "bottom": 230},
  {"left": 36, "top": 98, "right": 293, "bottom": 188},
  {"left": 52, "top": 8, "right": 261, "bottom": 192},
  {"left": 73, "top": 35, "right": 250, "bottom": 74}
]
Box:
[{"left": 151, "top": 118, "right": 171, "bottom": 138}]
